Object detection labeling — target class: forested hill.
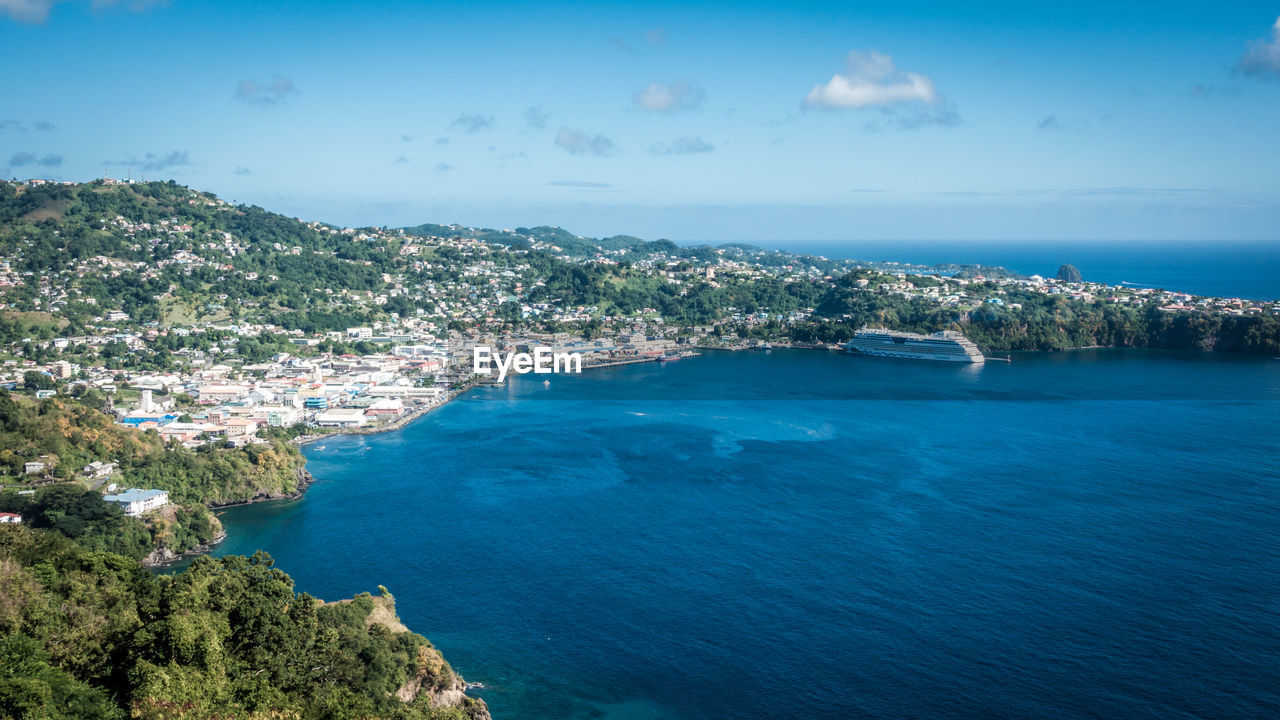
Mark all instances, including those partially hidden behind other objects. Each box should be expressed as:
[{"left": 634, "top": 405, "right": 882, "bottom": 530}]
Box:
[
  {"left": 0, "top": 178, "right": 1009, "bottom": 337},
  {"left": 0, "top": 180, "right": 394, "bottom": 334},
  {"left": 0, "top": 527, "right": 491, "bottom": 719},
  {"left": 398, "top": 220, "right": 1016, "bottom": 278},
  {"left": 1, "top": 179, "right": 1276, "bottom": 355},
  {"left": 0, "top": 393, "right": 306, "bottom": 561}
]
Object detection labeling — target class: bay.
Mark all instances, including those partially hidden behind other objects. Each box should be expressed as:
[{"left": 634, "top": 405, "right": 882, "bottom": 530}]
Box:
[{"left": 208, "top": 349, "right": 1280, "bottom": 720}]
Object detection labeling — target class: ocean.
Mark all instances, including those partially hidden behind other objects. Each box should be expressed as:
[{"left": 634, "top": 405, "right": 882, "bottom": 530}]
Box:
[
  {"left": 205, "top": 349, "right": 1280, "bottom": 720},
  {"left": 729, "top": 240, "right": 1280, "bottom": 301}
]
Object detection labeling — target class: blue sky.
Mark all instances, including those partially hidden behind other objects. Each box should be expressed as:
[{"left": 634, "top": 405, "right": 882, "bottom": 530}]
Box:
[{"left": 2, "top": 0, "right": 1280, "bottom": 241}]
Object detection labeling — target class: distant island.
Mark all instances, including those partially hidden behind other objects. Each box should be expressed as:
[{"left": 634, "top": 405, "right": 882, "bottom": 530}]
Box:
[{"left": 1, "top": 177, "right": 1278, "bottom": 719}]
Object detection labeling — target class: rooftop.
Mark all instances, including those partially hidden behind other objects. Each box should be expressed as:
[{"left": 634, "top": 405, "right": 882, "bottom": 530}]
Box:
[{"left": 103, "top": 488, "right": 167, "bottom": 503}]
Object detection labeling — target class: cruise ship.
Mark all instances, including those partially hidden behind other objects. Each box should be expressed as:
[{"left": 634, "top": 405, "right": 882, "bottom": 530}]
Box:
[{"left": 845, "top": 327, "right": 985, "bottom": 363}]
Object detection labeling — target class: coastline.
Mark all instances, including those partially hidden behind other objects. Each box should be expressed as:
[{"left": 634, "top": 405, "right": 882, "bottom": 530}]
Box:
[
  {"left": 291, "top": 390, "right": 459, "bottom": 447},
  {"left": 286, "top": 351, "right": 700, "bottom": 450},
  {"left": 201, "top": 354, "right": 688, "bottom": 530},
  {"left": 165, "top": 340, "right": 1251, "bottom": 569},
  {"left": 182, "top": 346, "right": 1280, "bottom": 720}
]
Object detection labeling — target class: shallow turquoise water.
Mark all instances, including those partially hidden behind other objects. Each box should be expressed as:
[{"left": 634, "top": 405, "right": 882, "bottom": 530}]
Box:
[{"left": 208, "top": 349, "right": 1280, "bottom": 719}]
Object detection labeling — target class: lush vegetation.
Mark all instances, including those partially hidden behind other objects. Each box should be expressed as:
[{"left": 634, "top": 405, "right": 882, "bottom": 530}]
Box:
[
  {"left": 0, "top": 484, "right": 153, "bottom": 559},
  {"left": 790, "top": 273, "right": 1280, "bottom": 354},
  {"left": 0, "top": 393, "right": 305, "bottom": 505},
  {"left": 0, "top": 392, "right": 309, "bottom": 559},
  {"left": 0, "top": 526, "right": 487, "bottom": 719},
  {"left": 527, "top": 260, "right": 824, "bottom": 324},
  {"left": 0, "top": 181, "right": 393, "bottom": 331}
]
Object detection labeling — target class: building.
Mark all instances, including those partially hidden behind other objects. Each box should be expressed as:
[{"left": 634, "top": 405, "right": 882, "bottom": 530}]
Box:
[
  {"left": 364, "top": 397, "right": 404, "bottom": 417},
  {"left": 102, "top": 488, "right": 169, "bottom": 516},
  {"left": 81, "top": 461, "right": 117, "bottom": 479},
  {"left": 156, "top": 422, "right": 213, "bottom": 443},
  {"left": 197, "top": 384, "right": 249, "bottom": 404},
  {"left": 138, "top": 389, "right": 177, "bottom": 413},
  {"left": 0, "top": 512, "right": 21, "bottom": 524},
  {"left": 249, "top": 406, "right": 302, "bottom": 427},
  {"left": 367, "top": 385, "right": 443, "bottom": 401},
  {"left": 221, "top": 417, "right": 260, "bottom": 438},
  {"left": 312, "top": 407, "right": 369, "bottom": 428},
  {"left": 23, "top": 461, "right": 46, "bottom": 475}
]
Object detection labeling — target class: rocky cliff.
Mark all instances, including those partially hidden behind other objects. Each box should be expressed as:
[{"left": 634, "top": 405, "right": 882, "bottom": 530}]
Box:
[{"left": 328, "top": 591, "right": 492, "bottom": 720}]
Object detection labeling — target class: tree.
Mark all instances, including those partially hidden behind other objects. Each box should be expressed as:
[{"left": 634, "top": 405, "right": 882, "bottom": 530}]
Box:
[{"left": 23, "top": 371, "right": 53, "bottom": 391}]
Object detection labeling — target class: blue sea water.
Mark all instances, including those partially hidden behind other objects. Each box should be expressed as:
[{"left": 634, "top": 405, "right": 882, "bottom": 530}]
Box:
[
  {"left": 746, "top": 240, "right": 1280, "bottom": 301},
  {"left": 207, "top": 350, "right": 1280, "bottom": 720}
]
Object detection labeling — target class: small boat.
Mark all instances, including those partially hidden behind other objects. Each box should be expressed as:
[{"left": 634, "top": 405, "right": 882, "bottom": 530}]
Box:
[
  {"left": 543, "top": 379, "right": 551, "bottom": 386},
  {"left": 315, "top": 445, "right": 326, "bottom": 450}
]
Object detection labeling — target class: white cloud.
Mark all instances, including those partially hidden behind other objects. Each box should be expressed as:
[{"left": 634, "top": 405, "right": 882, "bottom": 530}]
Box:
[
  {"left": 0, "top": 0, "right": 165, "bottom": 24},
  {"left": 449, "top": 113, "right": 493, "bottom": 133},
  {"left": 548, "top": 181, "right": 614, "bottom": 188},
  {"left": 0, "top": 119, "right": 55, "bottom": 131},
  {"left": 633, "top": 81, "right": 705, "bottom": 112},
  {"left": 804, "top": 50, "right": 939, "bottom": 109},
  {"left": 648, "top": 137, "right": 715, "bottom": 155},
  {"left": 235, "top": 76, "right": 297, "bottom": 106},
  {"left": 1239, "top": 16, "right": 1280, "bottom": 77},
  {"left": 105, "top": 149, "right": 188, "bottom": 172},
  {"left": 140, "top": 150, "right": 188, "bottom": 170},
  {"left": 555, "top": 127, "right": 617, "bottom": 156},
  {"left": 6, "top": 151, "right": 61, "bottom": 167},
  {"left": 524, "top": 105, "right": 548, "bottom": 129}
]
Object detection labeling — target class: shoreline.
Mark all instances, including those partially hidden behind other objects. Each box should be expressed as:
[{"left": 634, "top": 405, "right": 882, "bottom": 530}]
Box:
[
  {"left": 291, "top": 389, "right": 460, "bottom": 448},
  {"left": 164, "top": 342, "right": 1264, "bottom": 568},
  {"left": 202, "top": 353, "right": 688, "bottom": 520}
]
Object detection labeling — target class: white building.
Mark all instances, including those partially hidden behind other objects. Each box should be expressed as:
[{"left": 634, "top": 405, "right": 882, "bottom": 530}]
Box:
[
  {"left": 81, "top": 461, "right": 117, "bottom": 479},
  {"left": 313, "top": 407, "right": 369, "bottom": 428},
  {"left": 102, "top": 488, "right": 169, "bottom": 516},
  {"left": 368, "top": 385, "right": 444, "bottom": 401},
  {"left": 197, "top": 384, "right": 250, "bottom": 404}
]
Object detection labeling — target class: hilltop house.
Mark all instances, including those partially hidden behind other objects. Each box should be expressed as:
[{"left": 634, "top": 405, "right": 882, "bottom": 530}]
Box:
[{"left": 81, "top": 461, "right": 117, "bottom": 480}]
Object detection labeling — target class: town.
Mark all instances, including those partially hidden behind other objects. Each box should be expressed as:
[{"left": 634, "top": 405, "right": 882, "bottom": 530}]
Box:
[{"left": 0, "top": 177, "right": 1277, "bottom": 515}]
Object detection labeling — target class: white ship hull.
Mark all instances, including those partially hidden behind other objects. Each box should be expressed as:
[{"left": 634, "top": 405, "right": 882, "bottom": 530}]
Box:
[{"left": 846, "top": 328, "right": 985, "bottom": 363}]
